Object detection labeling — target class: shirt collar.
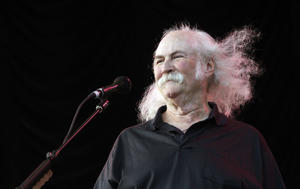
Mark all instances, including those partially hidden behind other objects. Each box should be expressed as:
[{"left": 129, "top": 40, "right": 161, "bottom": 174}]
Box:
[{"left": 147, "top": 102, "right": 227, "bottom": 131}]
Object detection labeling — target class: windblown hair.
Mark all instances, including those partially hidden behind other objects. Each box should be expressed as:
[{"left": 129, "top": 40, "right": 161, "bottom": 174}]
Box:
[{"left": 137, "top": 24, "right": 262, "bottom": 122}]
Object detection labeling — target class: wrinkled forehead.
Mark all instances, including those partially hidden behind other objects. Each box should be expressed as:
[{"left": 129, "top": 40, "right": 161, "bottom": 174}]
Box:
[{"left": 154, "top": 31, "right": 198, "bottom": 57}]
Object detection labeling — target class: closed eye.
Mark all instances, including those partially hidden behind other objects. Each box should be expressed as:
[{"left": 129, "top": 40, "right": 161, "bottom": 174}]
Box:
[
  {"left": 172, "top": 54, "right": 185, "bottom": 60},
  {"left": 174, "top": 55, "right": 184, "bottom": 59},
  {"left": 171, "top": 51, "right": 186, "bottom": 59},
  {"left": 155, "top": 59, "right": 164, "bottom": 64}
]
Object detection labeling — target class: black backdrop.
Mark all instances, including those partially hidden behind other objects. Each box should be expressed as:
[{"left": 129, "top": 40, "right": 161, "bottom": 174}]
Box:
[{"left": 1, "top": 0, "right": 298, "bottom": 188}]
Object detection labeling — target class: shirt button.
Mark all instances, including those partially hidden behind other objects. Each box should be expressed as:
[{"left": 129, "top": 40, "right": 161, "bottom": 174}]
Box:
[{"left": 178, "top": 144, "right": 182, "bottom": 149}]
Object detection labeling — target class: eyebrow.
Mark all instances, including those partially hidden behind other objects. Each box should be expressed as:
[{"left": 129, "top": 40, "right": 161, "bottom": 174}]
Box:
[{"left": 153, "top": 50, "right": 187, "bottom": 60}]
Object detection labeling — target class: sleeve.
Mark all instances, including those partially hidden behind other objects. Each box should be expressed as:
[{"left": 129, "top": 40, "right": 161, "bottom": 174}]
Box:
[
  {"left": 93, "top": 136, "right": 123, "bottom": 189},
  {"left": 259, "top": 137, "right": 286, "bottom": 189},
  {"left": 239, "top": 125, "right": 287, "bottom": 189}
]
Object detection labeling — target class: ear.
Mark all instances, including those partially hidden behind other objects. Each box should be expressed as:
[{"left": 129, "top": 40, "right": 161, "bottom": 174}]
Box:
[{"left": 205, "top": 58, "right": 215, "bottom": 76}]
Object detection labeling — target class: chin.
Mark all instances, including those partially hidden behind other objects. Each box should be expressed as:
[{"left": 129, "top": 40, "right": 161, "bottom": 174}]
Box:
[
  {"left": 166, "top": 93, "right": 179, "bottom": 99},
  {"left": 163, "top": 89, "right": 181, "bottom": 99},
  {"left": 159, "top": 84, "right": 183, "bottom": 99}
]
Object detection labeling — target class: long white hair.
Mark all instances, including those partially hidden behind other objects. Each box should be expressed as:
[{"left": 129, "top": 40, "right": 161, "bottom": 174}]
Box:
[{"left": 137, "top": 24, "right": 262, "bottom": 122}]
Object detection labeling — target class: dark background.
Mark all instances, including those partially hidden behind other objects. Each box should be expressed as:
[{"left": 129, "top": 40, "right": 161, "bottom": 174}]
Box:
[{"left": 1, "top": 0, "right": 298, "bottom": 188}]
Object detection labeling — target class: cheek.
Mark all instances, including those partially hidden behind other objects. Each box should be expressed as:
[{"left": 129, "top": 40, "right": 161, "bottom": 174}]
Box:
[
  {"left": 176, "top": 60, "right": 196, "bottom": 74},
  {"left": 153, "top": 67, "right": 162, "bottom": 81}
]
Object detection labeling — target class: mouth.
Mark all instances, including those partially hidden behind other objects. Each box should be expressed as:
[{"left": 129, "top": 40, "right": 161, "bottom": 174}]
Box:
[
  {"left": 157, "top": 72, "right": 184, "bottom": 88},
  {"left": 159, "top": 80, "right": 182, "bottom": 89},
  {"left": 165, "top": 80, "right": 178, "bottom": 83}
]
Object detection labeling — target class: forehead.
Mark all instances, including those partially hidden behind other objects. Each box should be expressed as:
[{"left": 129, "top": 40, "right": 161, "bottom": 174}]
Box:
[{"left": 155, "top": 31, "right": 197, "bottom": 57}]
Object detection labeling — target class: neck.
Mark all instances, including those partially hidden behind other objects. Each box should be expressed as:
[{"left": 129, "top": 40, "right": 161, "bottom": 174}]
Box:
[{"left": 162, "top": 92, "right": 211, "bottom": 131}]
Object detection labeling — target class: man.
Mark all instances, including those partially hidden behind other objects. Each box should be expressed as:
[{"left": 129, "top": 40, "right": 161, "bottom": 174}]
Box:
[{"left": 94, "top": 25, "right": 286, "bottom": 188}]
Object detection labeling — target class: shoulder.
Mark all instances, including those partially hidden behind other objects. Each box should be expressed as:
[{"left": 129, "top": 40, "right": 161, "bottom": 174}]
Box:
[
  {"left": 224, "top": 118, "right": 260, "bottom": 135},
  {"left": 223, "top": 118, "right": 270, "bottom": 150},
  {"left": 115, "top": 121, "right": 154, "bottom": 142}
]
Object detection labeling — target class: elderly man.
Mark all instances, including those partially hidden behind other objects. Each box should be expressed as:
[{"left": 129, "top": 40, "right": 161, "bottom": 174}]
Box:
[{"left": 93, "top": 25, "right": 286, "bottom": 189}]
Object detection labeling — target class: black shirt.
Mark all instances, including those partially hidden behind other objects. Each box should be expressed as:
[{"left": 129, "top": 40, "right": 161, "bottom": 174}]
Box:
[{"left": 94, "top": 103, "right": 286, "bottom": 189}]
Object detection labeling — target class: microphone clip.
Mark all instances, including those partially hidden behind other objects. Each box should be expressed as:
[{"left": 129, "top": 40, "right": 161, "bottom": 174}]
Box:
[{"left": 95, "top": 99, "right": 110, "bottom": 112}]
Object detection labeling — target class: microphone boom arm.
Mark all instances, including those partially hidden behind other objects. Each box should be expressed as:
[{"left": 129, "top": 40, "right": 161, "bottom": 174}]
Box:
[
  {"left": 15, "top": 99, "right": 110, "bottom": 189},
  {"left": 15, "top": 76, "right": 131, "bottom": 189}
]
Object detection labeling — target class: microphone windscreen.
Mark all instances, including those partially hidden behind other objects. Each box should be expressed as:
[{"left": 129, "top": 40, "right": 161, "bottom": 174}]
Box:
[{"left": 113, "top": 76, "right": 132, "bottom": 94}]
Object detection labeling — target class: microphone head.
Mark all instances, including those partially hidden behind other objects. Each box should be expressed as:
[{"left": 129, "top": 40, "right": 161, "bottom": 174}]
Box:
[{"left": 113, "top": 76, "right": 132, "bottom": 94}]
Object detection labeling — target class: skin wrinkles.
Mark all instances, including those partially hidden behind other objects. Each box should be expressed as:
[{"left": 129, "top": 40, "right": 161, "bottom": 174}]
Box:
[{"left": 153, "top": 31, "right": 215, "bottom": 132}]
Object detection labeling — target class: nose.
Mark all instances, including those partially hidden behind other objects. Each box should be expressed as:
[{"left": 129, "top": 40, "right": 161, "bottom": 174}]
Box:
[
  {"left": 161, "top": 58, "right": 174, "bottom": 74},
  {"left": 154, "top": 57, "right": 174, "bottom": 81}
]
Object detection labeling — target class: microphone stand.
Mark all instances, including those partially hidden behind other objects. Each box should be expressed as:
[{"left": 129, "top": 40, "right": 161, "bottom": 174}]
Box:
[{"left": 15, "top": 97, "right": 110, "bottom": 189}]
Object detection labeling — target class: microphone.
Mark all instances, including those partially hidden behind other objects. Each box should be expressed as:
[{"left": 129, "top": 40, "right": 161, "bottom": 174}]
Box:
[{"left": 92, "top": 76, "right": 132, "bottom": 99}]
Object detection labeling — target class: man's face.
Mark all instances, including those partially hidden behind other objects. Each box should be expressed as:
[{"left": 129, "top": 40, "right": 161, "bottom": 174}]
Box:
[{"left": 153, "top": 31, "right": 205, "bottom": 99}]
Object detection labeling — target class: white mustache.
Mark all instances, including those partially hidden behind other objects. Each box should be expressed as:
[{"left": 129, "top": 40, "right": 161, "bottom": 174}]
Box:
[{"left": 157, "top": 72, "right": 184, "bottom": 88}]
